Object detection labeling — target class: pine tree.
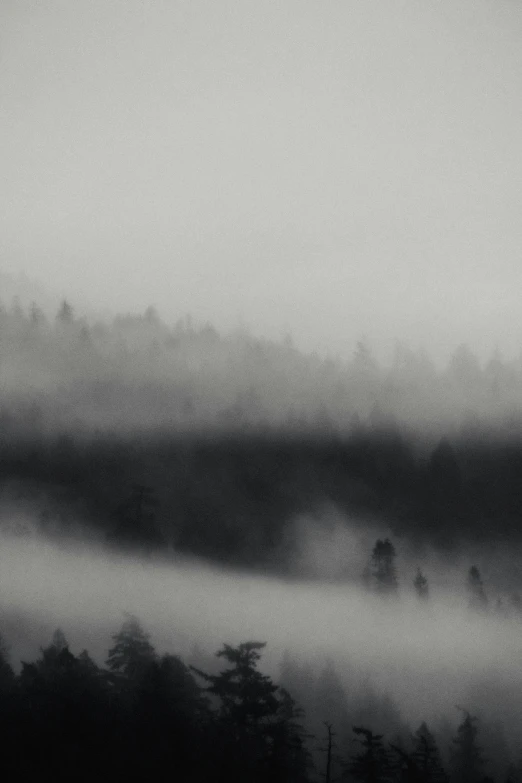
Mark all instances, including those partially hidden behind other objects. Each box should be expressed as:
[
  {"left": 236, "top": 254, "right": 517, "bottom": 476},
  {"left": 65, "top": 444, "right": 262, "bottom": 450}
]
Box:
[
  {"left": 411, "top": 722, "right": 448, "bottom": 782},
  {"left": 450, "top": 710, "right": 484, "bottom": 783},
  {"left": 192, "top": 641, "right": 310, "bottom": 782},
  {"left": 413, "top": 569, "right": 429, "bottom": 600},
  {"left": 371, "top": 539, "right": 398, "bottom": 595},
  {"left": 193, "top": 641, "right": 279, "bottom": 729},
  {"left": 267, "top": 686, "right": 313, "bottom": 783},
  {"left": 106, "top": 614, "right": 156, "bottom": 681},
  {"left": 50, "top": 628, "right": 68, "bottom": 653},
  {"left": 319, "top": 722, "right": 335, "bottom": 783},
  {"left": 467, "top": 567, "right": 488, "bottom": 612},
  {"left": 108, "top": 484, "right": 165, "bottom": 554},
  {"left": 56, "top": 299, "right": 73, "bottom": 325},
  {"left": 0, "top": 632, "right": 14, "bottom": 690},
  {"left": 345, "top": 726, "right": 393, "bottom": 783}
]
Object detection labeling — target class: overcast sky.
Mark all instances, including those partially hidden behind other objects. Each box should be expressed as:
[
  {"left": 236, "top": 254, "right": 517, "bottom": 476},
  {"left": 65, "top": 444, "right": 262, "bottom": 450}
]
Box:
[{"left": 1, "top": 0, "right": 522, "bottom": 363}]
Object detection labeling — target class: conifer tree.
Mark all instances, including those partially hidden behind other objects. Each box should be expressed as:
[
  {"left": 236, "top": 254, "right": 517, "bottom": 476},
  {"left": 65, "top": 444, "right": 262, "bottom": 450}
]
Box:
[
  {"left": 450, "top": 710, "right": 484, "bottom": 783},
  {"left": 411, "top": 722, "right": 448, "bottom": 782},
  {"left": 345, "top": 726, "right": 393, "bottom": 782},
  {"left": 0, "top": 632, "right": 14, "bottom": 690},
  {"left": 56, "top": 299, "right": 73, "bottom": 325},
  {"left": 319, "top": 722, "right": 336, "bottom": 783},
  {"left": 371, "top": 539, "right": 398, "bottom": 595},
  {"left": 192, "top": 641, "right": 310, "bottom": 782},
  {"left": 414, "top": 569, "right": 429, "bottom": 600},
  {"left": 193, "top": 641, "right": 279, "bottom": 729},
  {"left": 467, "top": 567, "right": 488, "bottom": 612},
  {"left": 108, "top": 484, "right": 164, "bottom": 553},
  {"left": 106, "top": 614, "right": 156, "bottom": 681}
]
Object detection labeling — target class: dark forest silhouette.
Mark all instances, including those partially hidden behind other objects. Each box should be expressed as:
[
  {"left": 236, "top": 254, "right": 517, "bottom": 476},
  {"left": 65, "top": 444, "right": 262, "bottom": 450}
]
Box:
[
  {"left": 0, "top": 615, "right": 514, "bottom": 783},
  {"left": 1, "top": 297, "right": 522, "bottom": 780},
  {"left": 3, "top": 298, "right": 522, "bottom": 573}
]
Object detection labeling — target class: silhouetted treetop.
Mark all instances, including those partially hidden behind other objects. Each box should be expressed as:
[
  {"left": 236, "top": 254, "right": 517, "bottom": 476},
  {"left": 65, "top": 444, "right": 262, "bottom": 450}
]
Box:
[
  {"left": 106, "top": 614, "right": 157, "bottom": 680},
  {"left": 370, "top": 539, "right": 398, "bottom": 595}
]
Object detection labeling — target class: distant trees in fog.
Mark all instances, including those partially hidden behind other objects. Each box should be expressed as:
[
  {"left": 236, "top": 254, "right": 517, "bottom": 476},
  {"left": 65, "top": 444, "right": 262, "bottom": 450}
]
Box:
[
  {"left": 106, "top": 612, "right": 156, "bottom": 679},
  {"left": 414, "top": 568, "right": 429, "bottom": 600},
  {"left": 347, "top": 726, "right": 392, "bottom": 781},
  {"left": 413, "top": 722, "right": 448, "bottom": 782},
  {"left": 107, "top": 484, "right": 165, "bottom": 554},
  {"left": 3, "top": 294, "right": 522, "bottom": 434},
  {"left": 451, "top": 711, "right": 484, "bottom": 783},
  {"left": 6, "top": 294, "right": 522, "bottom": 594},
  {"left": 370, "top": 539, "right": 398, "bottom": 596},
  {"left": 467, "top": 567, "right": 489, "bottom": 613}
]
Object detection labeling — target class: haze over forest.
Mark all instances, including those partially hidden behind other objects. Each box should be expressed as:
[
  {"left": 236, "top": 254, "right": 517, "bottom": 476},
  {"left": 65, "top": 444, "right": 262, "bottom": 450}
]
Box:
[
  {"left": 2, "top": 0, "right": 522, "bottom": 364},
  {"left": 3, "top": 1, "right": 522, "bottom": 781}
]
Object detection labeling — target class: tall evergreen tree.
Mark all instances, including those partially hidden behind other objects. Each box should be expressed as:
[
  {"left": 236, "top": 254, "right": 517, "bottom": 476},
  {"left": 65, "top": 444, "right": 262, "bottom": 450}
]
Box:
[
  {"left": 106, "top": 614, "right": 156, "bottom": 681},
  {"left": 450, "top": 711, "right": 484, "bottom": 783},
  {"left": 413, "top": 569, "right": 429, "bottom": 601},
  {"left": 467, "top": 567, "right": 488, "bottom": 612},
  {"left": 0, "top": 631, "right": 14, "bottom": 690},
  {"left": 319, "top": 722, "right": 336, "bottom": 783},
  {"left": 345, "top": 726, "right": 393, "bottom": 783},
  {"left": 411, "top": 722, "right": 448, "bottom": 782},
  {"left": 56, "top": 299, "right": 74, "bottom": 325},
  {"left": 108, "top": 484, "right": 165, "bottom": 553},
  {"left": 192, "top": 641, "right": 310, "bottom": 782},
  {"left": 371, "top": 539, "right": 398, "bottom": 595}
]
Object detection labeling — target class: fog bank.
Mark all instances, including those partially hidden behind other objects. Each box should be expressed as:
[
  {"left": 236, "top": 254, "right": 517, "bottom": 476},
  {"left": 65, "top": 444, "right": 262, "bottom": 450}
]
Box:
[{"left": 1, "top": 532, "right": 521, "bottom": 737}]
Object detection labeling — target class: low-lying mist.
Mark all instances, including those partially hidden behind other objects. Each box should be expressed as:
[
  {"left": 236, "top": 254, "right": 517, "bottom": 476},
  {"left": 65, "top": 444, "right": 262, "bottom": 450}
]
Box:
[{"left": 2, "top": 528, "right": 522, "bottom": 747}]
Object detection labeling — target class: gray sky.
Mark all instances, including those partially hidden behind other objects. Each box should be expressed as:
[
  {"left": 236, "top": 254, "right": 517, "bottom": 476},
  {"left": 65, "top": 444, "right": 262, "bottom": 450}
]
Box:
[{"left": 1, "top": 0, "right": 522, "bottom": 363}]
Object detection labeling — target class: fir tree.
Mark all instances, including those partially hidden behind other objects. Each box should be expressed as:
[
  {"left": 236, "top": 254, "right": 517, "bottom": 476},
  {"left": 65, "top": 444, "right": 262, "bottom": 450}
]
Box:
[
  {"left": 467, "top": 567, "right": 488, "bottom": 612},
  {"left": 56, "top": 299, "right": 74, "bottom": 325},
  {"left": 450, "top": 710, "right": 484, "bottom": 783},
  {"left": 192, "top": 641, "right": 310, "bottom": 782},
  {"left": 345, "top": 726, "right": 393, "bottom": 783},
  {"left": 413, "top": 569, "right": 429, "bottom": 600},
  {"left": 411, "top": 722, "right": 448, "bottom": 782},
  {"left": 371, "top": 539, "right": 398, "bottom": 595},
  {"left": 106, "top": 614, "right": 156, "bottom": 681}
]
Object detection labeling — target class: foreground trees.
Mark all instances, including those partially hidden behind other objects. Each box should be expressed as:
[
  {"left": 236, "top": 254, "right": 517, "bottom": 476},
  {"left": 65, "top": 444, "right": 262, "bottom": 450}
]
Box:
[
  {"left": 0, "top": 615, "right": 513, "bottom": 783},
  {"left": 0, "top": 621, "right": 313, "bottom": 783},
  {"left": 450, "top": 711, "right": 484, "bottom": 783},
  {"left": 346, "top": 726, "right": 393, "bottom": 782},
  {"left": 192, "top": 640, "right": 311, "bottom": 782}
]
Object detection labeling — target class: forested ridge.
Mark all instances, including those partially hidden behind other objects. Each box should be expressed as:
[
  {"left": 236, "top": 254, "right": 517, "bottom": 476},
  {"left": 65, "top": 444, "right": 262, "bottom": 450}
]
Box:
[
  {"left": 2, "top": 298, "right": 522, "bottom": 781},
  {"left": 1, "top": 296, "right": 522, "bottom": 435},
  {"left": 5, "top": 419, "right": 522, "bottom": 570},
  {"left": 2, "top": 299, "right": 522, "bottom": 570}
]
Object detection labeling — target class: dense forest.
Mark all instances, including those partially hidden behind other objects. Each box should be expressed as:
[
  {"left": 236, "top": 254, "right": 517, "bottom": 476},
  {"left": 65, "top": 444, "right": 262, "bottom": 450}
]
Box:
[
  {"left": 0, "top": 611, "right": 520, "bottom": 783},
  {"left": 2, "top": 298, "right": 522, "bottom": 573},
  {"left": 0, "top": 296, "right": 522, "bottom": 436},
  {"left": 2, "top": 297, "right": 522, "bottom": 781}
]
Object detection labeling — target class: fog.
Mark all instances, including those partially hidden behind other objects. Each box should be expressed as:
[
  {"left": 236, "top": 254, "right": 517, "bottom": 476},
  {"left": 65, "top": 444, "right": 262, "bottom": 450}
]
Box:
[
  {"left": 2, "top": 294, "right": 522, "bottom": 435},
  {"left": 1, "top": 528, "right": 521, "bottom": 740},
  {"left": 2, "top": 0, "right": 522, "bottom": 364},
  {"left": 3, "top": 1, "right": 522, "bottom": 776}
]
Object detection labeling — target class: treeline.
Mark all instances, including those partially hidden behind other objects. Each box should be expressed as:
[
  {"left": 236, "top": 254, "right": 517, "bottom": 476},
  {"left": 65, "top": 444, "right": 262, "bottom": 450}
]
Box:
[
  {"left": 1, "top": 296, "right": 522, "bottom": 434},
  {"left": 4, "top": 429, "right": 522, "bottom": 570},
  {"left": 364, "top": 539, "right": 520, "bottom": 613},
  {"left": 0, "top": 615, "right": 518, "bottom": 782},
  {"left": 0, "top": 619, "right": 309, "bottom": 782}
]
